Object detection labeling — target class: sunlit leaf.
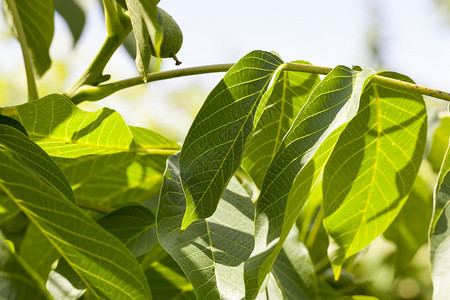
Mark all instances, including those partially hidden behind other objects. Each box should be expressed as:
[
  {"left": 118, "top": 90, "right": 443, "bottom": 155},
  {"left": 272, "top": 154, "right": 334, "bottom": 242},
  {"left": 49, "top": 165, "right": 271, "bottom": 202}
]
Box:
[
  {"left": 0, "top": 142, "right": 152, "bottom": 298},
  {"left": 0, "top": 94, "right": 134, "bottom": 157},
  {"left": 323, "top": 72, "right": 427, "bottom": 278},
  {"left": 1, "top": 0, "right": 53, "bottom": 77},
  {"left": 429, "top": 130, "right": 450, "bottom": 300},
  {"left": 157, "top": 153, "right": 255, "bottom": 299},
  {"left": 244, "top": 67, "right": 376, "bottom": 298},
  {"left": 242, "top": 60, "right": 321, "bottom": 188},
  {"left": 0, "top": 94, "right": 179, "bottom": 158},
  {"left": 179, "top": 50, "right": 283, "bottom": 229},
  {"left": 0, "top": 231, "right": 52, "bottom": 299}
]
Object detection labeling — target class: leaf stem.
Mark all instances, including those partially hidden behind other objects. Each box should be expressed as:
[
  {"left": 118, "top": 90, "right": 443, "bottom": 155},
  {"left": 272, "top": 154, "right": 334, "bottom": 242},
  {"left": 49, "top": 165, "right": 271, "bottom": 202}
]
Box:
[
  {"left": 68, "top": 62, "right": 450, "bottom": 104},
  {"left": 65, "top": 7, "right": 132, "bottom": 98},
  {"left": 4, "top": 0, "right": 39, "bottom": 101}
]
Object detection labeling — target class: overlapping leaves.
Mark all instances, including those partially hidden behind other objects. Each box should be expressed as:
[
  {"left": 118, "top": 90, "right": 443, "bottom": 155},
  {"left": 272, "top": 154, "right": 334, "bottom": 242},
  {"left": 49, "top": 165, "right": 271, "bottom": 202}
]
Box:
[
  {"left": 179, "top": 50, "right": 284, "bottom": 229},
  {"left": 429, "top": 126, "right": 450, "bottom": 299},
  {"left": 0, "top": 125, "right": 152, "bottom": 299},
  {"left": 322, "top": 72, "right": 427, "bottom": 278},
  {"left": 242, "top": 60, "right": 321, "bottom": 188},
  {"left": 0, "top": 231, "right": 52, "bottom": 299},
  {"left": 157, "top": 153, "right": 255, "bottom": 299},
  {"left": 244, "top": 67, "right": 376, "bottom": 298}
]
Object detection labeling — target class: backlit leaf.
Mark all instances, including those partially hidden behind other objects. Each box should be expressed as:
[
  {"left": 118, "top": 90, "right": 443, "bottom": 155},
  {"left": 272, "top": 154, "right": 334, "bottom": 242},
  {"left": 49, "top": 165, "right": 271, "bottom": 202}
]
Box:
[
  {"left": 242, "top": 60, "right": 321, "bottom": 188},
  {"left": 0, "top": 143, "right": 152, "bottom": 298},
  {"left": 0, "top": 94, "right": 134, "bottom": 157},
  {"left": 157, "top": 153, "right": 255, "bottom": 299},
  {"left": 429, "top": 126, "right": 450, "bottom": 300},
  {"left": 179, "top": 50, "right": 283, "bottom": 229},
  {"left": 323, "top": 72, "right": 427, "bottom": 278},
  {"left": 244, "top": 67, "right": 376, "bottom": 298}
]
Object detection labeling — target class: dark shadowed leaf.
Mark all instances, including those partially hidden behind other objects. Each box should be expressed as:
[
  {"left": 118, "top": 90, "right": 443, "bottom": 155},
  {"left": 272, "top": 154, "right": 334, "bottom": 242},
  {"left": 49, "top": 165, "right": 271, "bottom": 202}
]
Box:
[
  {"left": 98, "top": 205, "right": 157, "bottom": 257},
  {"left": 54, "top": 0, "right": 85, "bottom": 45}
]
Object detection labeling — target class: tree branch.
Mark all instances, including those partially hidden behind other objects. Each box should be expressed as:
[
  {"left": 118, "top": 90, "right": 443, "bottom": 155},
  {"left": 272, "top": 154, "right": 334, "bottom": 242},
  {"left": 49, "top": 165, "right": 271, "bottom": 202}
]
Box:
[{"left": 67, "top": 62, "right": 450, "bottom": 104}]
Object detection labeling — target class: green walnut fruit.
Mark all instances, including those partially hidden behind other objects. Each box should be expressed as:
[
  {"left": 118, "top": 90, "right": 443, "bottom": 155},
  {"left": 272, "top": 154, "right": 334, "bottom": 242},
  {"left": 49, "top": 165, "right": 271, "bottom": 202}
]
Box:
[{"left": 150, "top": 7, "right": 183, "bottom": 65}]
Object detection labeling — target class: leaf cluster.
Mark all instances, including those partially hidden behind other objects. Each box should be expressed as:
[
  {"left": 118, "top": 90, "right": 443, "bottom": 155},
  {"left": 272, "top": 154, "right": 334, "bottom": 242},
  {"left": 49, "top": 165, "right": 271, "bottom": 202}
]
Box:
[{"left": 0, "top": 1, "right": 449, "bottom": 300}]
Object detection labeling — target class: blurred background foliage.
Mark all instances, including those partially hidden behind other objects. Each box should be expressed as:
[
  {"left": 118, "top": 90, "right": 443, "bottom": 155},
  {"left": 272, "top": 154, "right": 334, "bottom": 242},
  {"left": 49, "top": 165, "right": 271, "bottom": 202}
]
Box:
[{"left": 0, "top": 0, "right": 449, "bottom": 299}]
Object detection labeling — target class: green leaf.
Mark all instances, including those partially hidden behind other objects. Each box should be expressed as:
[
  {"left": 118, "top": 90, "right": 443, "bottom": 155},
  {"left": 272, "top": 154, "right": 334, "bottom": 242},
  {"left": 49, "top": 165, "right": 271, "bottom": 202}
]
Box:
[
  {"left": 244, "top": 67, "right": 376, "bottom": 298},
  {"left": 98, "top": 205, "right": 157, "bottom": 257},
  {"left": 429, "top": 127, "right": 450, "bottom": 300},
  {"left": 0, "top": 124, "right": 75, "bottom": 204},
  {"left": 179, "top": 50, "right": 284, "bottom": 229},
  {"left": 0, "top": 94, "right": 179, "bottom": 158},
  {"left": 0, "top": 193, "right": 19, "bottom": 224},
  {"left": 145, "top": 254, "right": 196, "bottom": 300},
  {"left": 157, "top": 153, "right": 255, "bottom": 299},
  {"left": 125, "top": 0, "right": 160, "bottom": 81},
  {"left": 383, "top": 175, "right": 432, "bottom": 275},
  {"left": 0, "top": 94, "right": 134, "bottom": 157},
  {"left": 1, "top": 0, "right": 53, "bottom": 77},
  {"left": 427, "top": 115, "right": 450, "bottom": 173},
  {"left": 0, "top": 148, "right": 152, "bottom": 298},
  {"left": 242, "top": 60, "right": 321, "bottom": 188},
  {"left": 129, "top": 125, "right": 181, "bottom": 151},
  {"left": 271, "top": 226, "right": 317, "bottom": 299},
  {"left": 20, "top": 224, "right": 59, "bottom": 281},
  {"left": 53, "top": 152, "right": 166, "bottom": 209},
  {"left": 54, "top": 0, "right": 85, "bottom": 45},
  {"left": 0, "top": 232, "right": 52, "bottom": 299},
  {"left": 0, "top": 114, "right": 28, "bottom": 136},
  {"left": 322, "top": 72, "right": 427, "bottom": 278}
]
